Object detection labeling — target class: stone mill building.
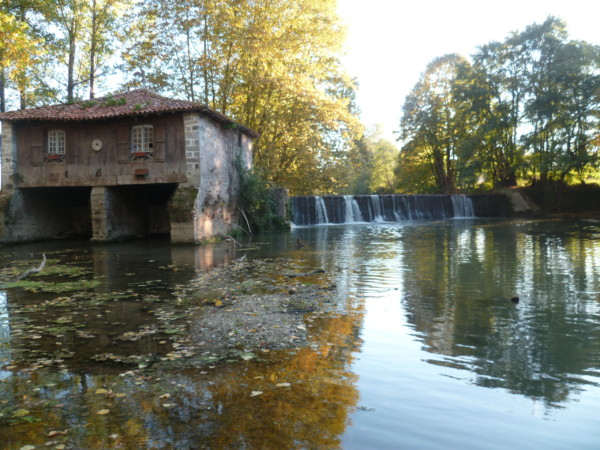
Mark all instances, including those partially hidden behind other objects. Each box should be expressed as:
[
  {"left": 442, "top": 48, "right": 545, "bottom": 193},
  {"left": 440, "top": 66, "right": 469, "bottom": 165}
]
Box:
[{"left": 0, "top": 89, "right": 256, "bottom": 243}]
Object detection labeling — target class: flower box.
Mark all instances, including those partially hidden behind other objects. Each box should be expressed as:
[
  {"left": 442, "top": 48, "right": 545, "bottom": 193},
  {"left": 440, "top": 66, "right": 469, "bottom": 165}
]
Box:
[{"left": 133, "top": 152, "right": 149, "bottom": 157}]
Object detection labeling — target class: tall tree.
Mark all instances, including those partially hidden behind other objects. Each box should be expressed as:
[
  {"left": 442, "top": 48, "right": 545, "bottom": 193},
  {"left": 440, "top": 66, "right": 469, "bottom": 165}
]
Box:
[
  {"left": 399, "top": 17, "right": 600, "bottom": 193},
  {"left": 124, "top": 0, "right": 361, "bottom": 195},
  {"left": 87, "top": 0, "right": 129, "bottom": 98},
  {"left": 521, "top": 18, "right": 600, "bottom": 185},
  {"left": 398, "top": 54, "right": 470, "bottom": 193},
  {"left": 0, "top": 1, "right": 45, "bottom": 110}
]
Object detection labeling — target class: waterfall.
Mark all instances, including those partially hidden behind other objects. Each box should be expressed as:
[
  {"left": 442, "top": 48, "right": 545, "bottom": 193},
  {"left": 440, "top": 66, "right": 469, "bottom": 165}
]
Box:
[
  {"left": 291, "top": 194, "right": 476, "bottom": 225},
  {"left": 315, "top": 196, "right": 329, "bottom": 224},
  {"left": 451, "top": 194, "right": 475, "bottom": 218},
  {"left": 344, "top": 195, "right": 363, "bottom": 223},
  {"left": 370, "top": 195, "right": 384, "bottom": 221}
]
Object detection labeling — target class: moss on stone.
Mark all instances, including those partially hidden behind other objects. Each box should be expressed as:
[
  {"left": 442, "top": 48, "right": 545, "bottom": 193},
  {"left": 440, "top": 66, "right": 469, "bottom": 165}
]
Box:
[
  {"left": 0, "top": 191, "right": 12, "bottom": 213},
  {"left": 168, "top": 186, "right": 198, "bottom": 223}
]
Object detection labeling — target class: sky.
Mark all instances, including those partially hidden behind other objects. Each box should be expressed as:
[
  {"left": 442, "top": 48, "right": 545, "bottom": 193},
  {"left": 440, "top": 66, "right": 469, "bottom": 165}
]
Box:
[{"left": 337, "top": 0, "right": 600, "bottom": 145}]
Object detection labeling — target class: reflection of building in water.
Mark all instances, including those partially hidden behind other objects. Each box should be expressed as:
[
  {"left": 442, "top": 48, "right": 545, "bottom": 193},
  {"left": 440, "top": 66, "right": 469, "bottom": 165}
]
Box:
[
  {"left": 170, "top": 241, "right": 237, "bottom": 272},
  {"left": 0, "top": 291, "right": 10, "bottom": 367}
]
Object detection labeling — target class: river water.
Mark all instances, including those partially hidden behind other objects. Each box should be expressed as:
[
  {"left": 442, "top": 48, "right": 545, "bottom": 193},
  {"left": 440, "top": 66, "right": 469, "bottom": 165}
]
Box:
[{"left": 1, "top": 218, "right": 600, "bottom": 448}]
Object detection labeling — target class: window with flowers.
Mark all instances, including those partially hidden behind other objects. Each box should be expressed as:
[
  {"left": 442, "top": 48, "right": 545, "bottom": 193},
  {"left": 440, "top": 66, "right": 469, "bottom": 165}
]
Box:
[
  {"left": 46, "top": 130, "right": 65, "bottom": 163},
  {"left": 130, "top": 125, "right": 154, "bottom": 161}
]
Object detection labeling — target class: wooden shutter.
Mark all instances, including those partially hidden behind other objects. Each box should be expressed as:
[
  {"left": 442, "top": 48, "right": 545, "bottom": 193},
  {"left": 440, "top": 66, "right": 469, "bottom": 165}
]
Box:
[
  {"left": 30, "top": 127, "right": 44, "bottom": 165},
  {"left": 154, "top": 121, "right": 166, "bottom": 161},
  {"left": 116, "top": 125, "right": 130, "bottom": 163}
]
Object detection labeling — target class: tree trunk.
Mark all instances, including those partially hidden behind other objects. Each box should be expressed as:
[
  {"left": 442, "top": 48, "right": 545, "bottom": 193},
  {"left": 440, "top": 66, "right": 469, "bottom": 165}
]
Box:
[
  {"left": 202, "top": 15, "right": 209, "bottom": 105},
  {"left": 89, "top": 0, "right": 97, "bottom": 99},
  {"left": 67, "top": 20, "right": 77, "bottom": 103},
  {"left": 0, "top": 70, "right": 5, "bottom": 112}
]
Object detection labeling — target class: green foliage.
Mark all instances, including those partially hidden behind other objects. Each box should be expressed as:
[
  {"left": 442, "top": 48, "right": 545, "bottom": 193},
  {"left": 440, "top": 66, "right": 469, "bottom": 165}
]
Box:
[
  {"left": 236, "top": 157, "right": 287, "bottom": 233},
  {"left": 397, "top": 16, "right": 600, "bottom": 199},
  {"left": 103, "top": 94, "right": 127, "bottom": 106},
  {"left": 79, "top": 99, "right": 98, "bottom": 108},
  {"left": 344, "top": 126, "right": 398, "bottom": 194}
]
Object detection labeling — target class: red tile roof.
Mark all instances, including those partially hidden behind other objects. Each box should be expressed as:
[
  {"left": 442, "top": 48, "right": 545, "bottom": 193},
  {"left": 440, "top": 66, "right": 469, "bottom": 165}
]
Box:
[{"left": 0, "top": 89, "right": 258, "bottom": 138}]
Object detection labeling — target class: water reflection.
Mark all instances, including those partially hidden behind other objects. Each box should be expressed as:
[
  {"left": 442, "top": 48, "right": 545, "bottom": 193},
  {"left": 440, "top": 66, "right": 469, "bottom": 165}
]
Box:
[
  {"left": 2, "top": 219, "right": 600, "bottom": 447},
  {"left": 0, "top": 236, "right": 364, "bottom": 448},
  {"left": 293, "top": 219, "right": 600, "bottom": 411},
  {"left": 0, "top": 291, "right": 10, "bottom": 372}
]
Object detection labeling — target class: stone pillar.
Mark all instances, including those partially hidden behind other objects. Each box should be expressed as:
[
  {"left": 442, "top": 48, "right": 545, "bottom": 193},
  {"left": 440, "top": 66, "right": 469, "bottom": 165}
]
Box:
[
  {"left": 269, "top": 188, "right": 289, "bottom": 221},
  {"left": 90, "top": 186, "right": 109, "bottom": 241},
  {"left": 169, "top": 186, "right": 198, "bottom": 243},
  {"left": 1, "top": 120, "right": 16, "bottom": 191},
  {"left": 183, "top": 113, "right": 201, "bottom": 187},
  {"left": 90, "top": 186, "right": 151, "bottom": 241}
]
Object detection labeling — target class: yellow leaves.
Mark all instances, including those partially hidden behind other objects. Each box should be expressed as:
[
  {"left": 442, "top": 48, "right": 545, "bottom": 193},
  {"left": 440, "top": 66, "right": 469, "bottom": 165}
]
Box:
[
  {"left": 0, "top": 12, "right": 42, "bottom": 78},
  {"left": 97, "top": 409, "right": 110, "bottom": 415},
  {"left": 129, "top": 0, "right": 358, "bottom": 195}
]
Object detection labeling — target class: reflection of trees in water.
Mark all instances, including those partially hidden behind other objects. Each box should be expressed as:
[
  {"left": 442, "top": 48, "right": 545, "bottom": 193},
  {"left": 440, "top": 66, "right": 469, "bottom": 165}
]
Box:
[
  {"left": 400, "top": 220, "right": 600, "bottom": 408},
  {"left": 1, "top": 300, "right": 364, "bottom": 448},
  {"left": 0, "top": 291, "right": 10, "bottom": 364}
]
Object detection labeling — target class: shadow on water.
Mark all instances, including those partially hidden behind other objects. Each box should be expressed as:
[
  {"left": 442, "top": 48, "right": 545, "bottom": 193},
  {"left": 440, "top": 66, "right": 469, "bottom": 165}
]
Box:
[{"left": 2, "top": 218, "right": 600, "bottom": 447}]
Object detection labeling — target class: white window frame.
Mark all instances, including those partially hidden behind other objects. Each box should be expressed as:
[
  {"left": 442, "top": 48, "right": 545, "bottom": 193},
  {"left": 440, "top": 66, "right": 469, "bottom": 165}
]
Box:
[
  {"left": 130, "top": 124, "right": 154, "bottom": 160},
  {"left": 48, "top": 130, "right": 65, "bottom": 155},
  {"left": 46, "top": 130, "right": 65, "bottom": 163}
]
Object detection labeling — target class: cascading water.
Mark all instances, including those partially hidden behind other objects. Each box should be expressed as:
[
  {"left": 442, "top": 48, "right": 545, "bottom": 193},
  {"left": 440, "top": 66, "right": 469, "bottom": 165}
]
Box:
[
  {"left": 344, "top": 195, "right": 363, "bottom": 223},
  {"left": 315, "top": 196, "right": 329, "bottom": 224},
  {"left": 451, "top": 194, "right": 475, "bottom": 218},
  {"left": 290, "top": 194, "right": 477, "bottom": 225},
  {"left": 370, "top": 195, "right": 384, "bottom": 221}
]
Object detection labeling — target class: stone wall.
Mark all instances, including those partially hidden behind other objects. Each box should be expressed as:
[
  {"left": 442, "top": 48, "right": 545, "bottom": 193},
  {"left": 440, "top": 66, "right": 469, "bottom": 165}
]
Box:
[
  {"left": 1, "top": 120, "right": 15, "bottom": 190},
  {"left": 183, "top": 113, "right": 202, "bottom": 188},
  {"left": 173, "top": 113, "right": 253, "bottom": 242},
  {"left": 1, "top": 188, "right": 91, "bottom": 242}
]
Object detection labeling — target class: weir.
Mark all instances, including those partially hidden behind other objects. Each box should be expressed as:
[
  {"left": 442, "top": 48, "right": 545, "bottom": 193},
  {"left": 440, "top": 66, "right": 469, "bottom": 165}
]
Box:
[{"left": 291, "top": 194, "right": 477, "bottom": 225}]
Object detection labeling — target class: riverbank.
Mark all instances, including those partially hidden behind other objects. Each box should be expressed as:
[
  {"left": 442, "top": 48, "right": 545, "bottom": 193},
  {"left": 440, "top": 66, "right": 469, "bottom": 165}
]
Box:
[{"left": 159, "top": 257, "right": 339, "bottom": 368}]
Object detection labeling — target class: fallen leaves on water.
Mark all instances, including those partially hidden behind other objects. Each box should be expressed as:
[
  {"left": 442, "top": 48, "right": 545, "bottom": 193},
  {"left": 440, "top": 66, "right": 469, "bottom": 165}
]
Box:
[
  {"left": 3, "top": 279, "right": 101, "bottom": 293},
  {"left": 12, "top": 408, "right": 30, "bottom": 417},
  {"left": 97, "top": 409, "right": 110, "bottom": 415},
  {"left": 48, "top": 430, "right": 68, "bottom": 437},
  {"left": 117, "top": 327, "right": 158, "bottom": 341}
]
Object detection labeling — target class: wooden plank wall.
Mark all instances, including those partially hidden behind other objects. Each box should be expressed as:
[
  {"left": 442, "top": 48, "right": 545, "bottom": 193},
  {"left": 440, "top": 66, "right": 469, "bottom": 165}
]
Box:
[{"left": 14, "top": 114, "right": 186, "bottom": 187}]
